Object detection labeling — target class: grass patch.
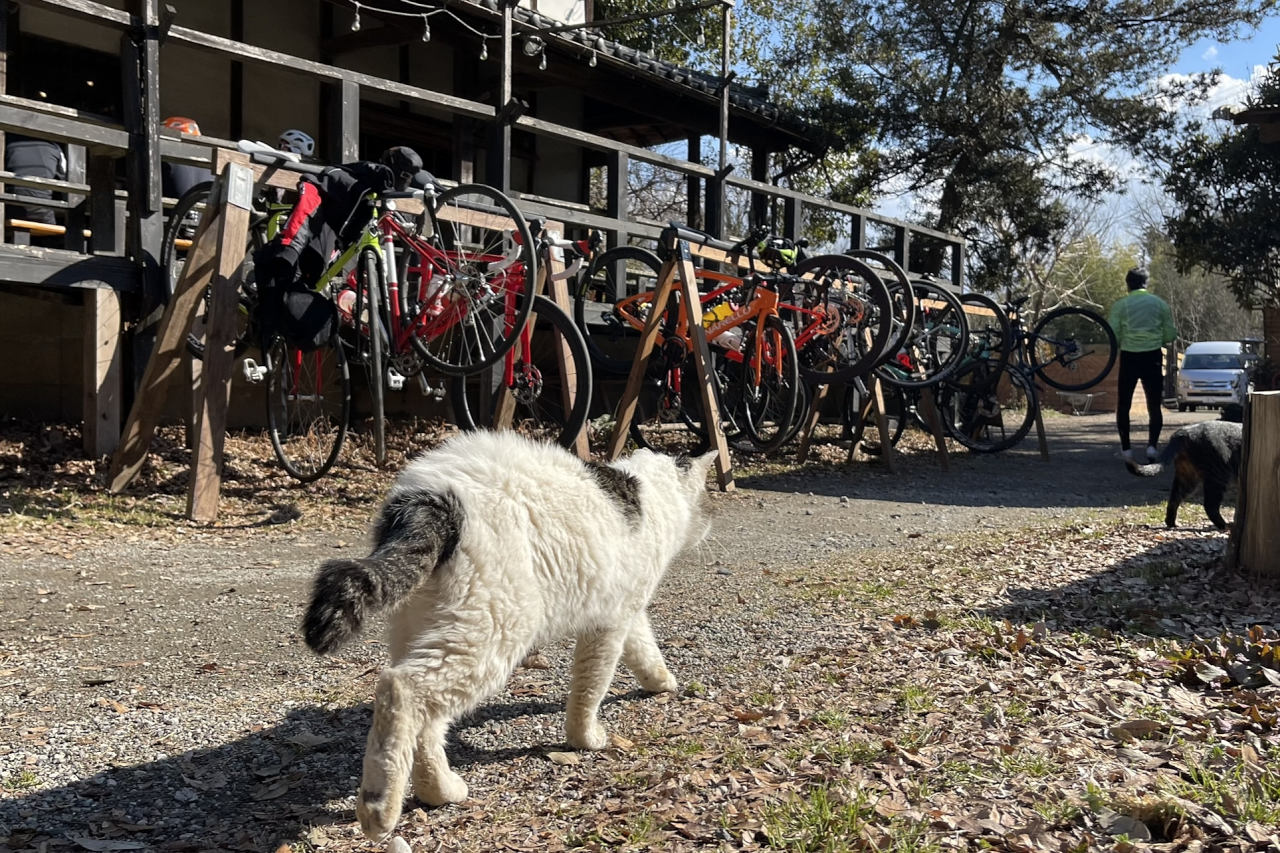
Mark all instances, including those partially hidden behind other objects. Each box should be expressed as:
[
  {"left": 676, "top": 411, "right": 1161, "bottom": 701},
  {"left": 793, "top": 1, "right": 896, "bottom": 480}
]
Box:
[
  {"left": 762, "top": 784, "right": 874, "bottom": 851},
  {"left": 2, "top": 769, "right": 40, "bottom": 791},
  {"left": 897, "top": 684, "right": 936, "bottom": 714}
]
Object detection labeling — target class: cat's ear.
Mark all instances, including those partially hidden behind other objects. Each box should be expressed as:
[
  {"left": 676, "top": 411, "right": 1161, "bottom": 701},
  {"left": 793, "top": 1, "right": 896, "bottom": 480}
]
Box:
[{"left": 693, "top": 449, "right": 719, "bottom": 475}]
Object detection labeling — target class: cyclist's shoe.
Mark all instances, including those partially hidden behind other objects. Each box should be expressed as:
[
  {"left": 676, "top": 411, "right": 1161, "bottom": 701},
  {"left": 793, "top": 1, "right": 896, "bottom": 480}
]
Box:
[
  {"left": 1146, "top": 445, "right": 1159, "bottom": 462},
  {"left": 1118, "top": 447, "right": 1136, "bottom": 463}
]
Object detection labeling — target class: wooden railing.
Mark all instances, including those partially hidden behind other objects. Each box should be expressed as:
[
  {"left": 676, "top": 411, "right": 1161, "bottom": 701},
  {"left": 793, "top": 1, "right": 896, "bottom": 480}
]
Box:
[{"left": 4, "top": 0, "right": 964, "bottom": 293}]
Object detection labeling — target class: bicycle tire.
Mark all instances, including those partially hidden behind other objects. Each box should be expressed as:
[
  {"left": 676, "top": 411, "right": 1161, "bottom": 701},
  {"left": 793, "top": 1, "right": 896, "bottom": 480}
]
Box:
[
  {"left": 357, "top": 249, "right": 387, "bottom": 465},
  {"left": 628, "top": 343, "right": 711, "bottom": 456},
  {"left": 958, "top": 292, "right": 1011, "bottom": 374},
  {"left": 876, "top": 280, "right": 970, "bottom": 389},
  {"left": 574, "top": 245, "right": 664, "bottom": 376},
  {"left": 448, "top": 295, "right": 593, "bottom": 450},
  {"left": 843, "top": 380, "right": 907, "bottom": 453},
  {"left": 738, "top": 314, "right": 801, "bottom": 453},
  {"left": 1027, "top": 306, "right": 1118, "bottom": 391},
  {"left": 845, "top": 249, "right": 916, "bottom": 367},
  {"left": 787, "top": 253, "right": 894, "bottom": 385},
  {"left": 162, "top": 182, "right": 263, "bottom": 360},
  {"left": 403, "top": 184, "right": 536, "bottom": 376},
  {"left": 265, "top": 334, "right": 351, "bottom": 482},
  {"left": 937, "top": 361, "right": 1037, "bottom": 453}
]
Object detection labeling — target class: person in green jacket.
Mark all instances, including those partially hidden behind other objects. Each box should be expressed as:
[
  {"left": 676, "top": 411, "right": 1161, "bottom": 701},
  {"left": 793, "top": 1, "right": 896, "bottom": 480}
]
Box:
[{"left": 1108, "top": 268, "right": 1177, "bottom": 463}]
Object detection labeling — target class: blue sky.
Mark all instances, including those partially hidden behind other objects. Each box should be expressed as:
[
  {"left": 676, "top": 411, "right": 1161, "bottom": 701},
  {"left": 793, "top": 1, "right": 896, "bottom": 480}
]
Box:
[
  {"left": 1170, "top": 14, "right": 1280, "bottom": 112},
  {"left": 1176, "top": 15, "right": 1279, "bottom": 83}
]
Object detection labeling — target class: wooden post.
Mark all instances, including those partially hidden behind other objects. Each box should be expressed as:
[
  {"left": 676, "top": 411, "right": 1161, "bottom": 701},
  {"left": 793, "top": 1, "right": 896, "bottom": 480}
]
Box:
[
  {"left": 844, "top": 375, "right": 896, "bottom": 471},
  {"left": 917, "top": 386, "right": 950, "bottom": 471},
  {"left": 1033, "top": 403, "right": 1050, "bottom": 461},
  {"left": 187, "top": 152, "right": 253, "bottom": 522},
  {"left": 1237, "top": 391, "right": 1280, "bottom": 578},
  {"left": 546, "top": 249, "right": 590, "bottom": 460},
  {"left": 605, "top": 236, "right": 734, "bottom": 490},
  {"left": 108, "top": 176, "right": 224, "bottom": 493},
  {"left": 82, "top": 287, "right": 122, "bottom": 457},
  {"left": 796, "top": 378, "right": 829, "bottom": 463}
]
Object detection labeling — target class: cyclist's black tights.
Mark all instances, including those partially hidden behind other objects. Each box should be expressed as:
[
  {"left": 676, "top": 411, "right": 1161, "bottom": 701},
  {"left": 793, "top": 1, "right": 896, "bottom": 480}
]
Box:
[{"left": 1116, "top": 348, "right": 1164, "bottom": 451}]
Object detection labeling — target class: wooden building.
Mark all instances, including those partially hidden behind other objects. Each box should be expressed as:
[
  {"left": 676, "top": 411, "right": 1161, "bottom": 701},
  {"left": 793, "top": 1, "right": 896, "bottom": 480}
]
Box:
[{"left": 0, "top": 0, "right": 964, "bottom": 452}]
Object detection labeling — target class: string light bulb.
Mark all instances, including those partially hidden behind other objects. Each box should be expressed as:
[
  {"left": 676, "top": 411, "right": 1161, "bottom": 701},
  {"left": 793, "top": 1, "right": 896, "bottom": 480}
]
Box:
[
  {"left": 538, "top": 52, "right": 547, "bottom": 71},
  {"left": 479, "top": 40, "right": 488, "bottom": 60},
  {"left": 351, "top": 1, "right": 361, "bottom": 32},
  {"left": 421, "top": 14, "right": 431, "bottom": 42},
  {"left": 588, "top": 50, "right": 597, "bottom": 67}
]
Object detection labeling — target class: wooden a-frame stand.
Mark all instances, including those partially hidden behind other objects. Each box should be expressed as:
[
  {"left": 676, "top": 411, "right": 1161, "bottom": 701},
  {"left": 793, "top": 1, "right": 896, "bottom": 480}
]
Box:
[
  {"left": 795, "top": 375, "right": 951, "bottom": 472},
  {"left": 489, "top": 226, "right": 590, "bottom": 460},
  {"left": 604, "top": 231, "right": 734, "bottom": 490},
  {"left": 107, "top": 150, "right": 253, "bottom": 522}
]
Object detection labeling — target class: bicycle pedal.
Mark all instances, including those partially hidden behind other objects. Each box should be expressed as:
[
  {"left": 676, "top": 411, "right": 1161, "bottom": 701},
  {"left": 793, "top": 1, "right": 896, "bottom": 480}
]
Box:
[
  {"left": 416, "top": 374, "right": 446, "bottom": 399},
  {"left": 387, "top": 368, "right": 406, "bottom": 391},
  {"left": 242, "top": 358, "right": 266, "bottom": 384}
]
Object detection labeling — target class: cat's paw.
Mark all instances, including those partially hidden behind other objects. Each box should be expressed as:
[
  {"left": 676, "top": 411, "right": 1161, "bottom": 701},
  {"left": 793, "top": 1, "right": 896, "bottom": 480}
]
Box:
[
  {"left": 566, "top": 720, "right": 609, "bottom": 751},
  {"left": 642, "top": 670, "right": 678, "bottom": 694},
  {"left": 356, "top": 785, "right": 403, "bottom": 841},
  {"left": 412, "top": 767, "right": 469, "bottom": 806}
]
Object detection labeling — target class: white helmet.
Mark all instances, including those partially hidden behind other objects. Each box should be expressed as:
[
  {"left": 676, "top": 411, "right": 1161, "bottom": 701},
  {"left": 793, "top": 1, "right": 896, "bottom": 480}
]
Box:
[{"left": 278, "top": 129, "right": 315, "bottom": 158}]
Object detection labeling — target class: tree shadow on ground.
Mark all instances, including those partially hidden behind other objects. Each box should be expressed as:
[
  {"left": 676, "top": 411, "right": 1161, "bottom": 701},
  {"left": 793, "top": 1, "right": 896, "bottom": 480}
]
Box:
[
  {"left": 0, "top": 689, "right": 646, "bottom": 851},
  {"left": 979, "top": 527, "right": 1279, "bottom": 641}
]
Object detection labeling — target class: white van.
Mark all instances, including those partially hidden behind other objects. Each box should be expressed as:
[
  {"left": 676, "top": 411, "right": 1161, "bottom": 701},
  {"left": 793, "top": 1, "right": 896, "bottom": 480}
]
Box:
[{"left": 1176, "top": 341, "right": 1256, "bottom": 411}]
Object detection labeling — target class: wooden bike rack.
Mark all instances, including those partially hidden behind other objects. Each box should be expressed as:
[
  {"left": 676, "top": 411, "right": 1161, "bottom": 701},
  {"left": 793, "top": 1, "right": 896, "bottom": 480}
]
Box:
[
  {"left": 604, "top": 229, "right": 734, "bottom": 490},
  {"left": 490, "top": 224, "right": 591, "bottom": 459},
  {"left": 107, "top": 149, "right": 253, "bottom": 522}
]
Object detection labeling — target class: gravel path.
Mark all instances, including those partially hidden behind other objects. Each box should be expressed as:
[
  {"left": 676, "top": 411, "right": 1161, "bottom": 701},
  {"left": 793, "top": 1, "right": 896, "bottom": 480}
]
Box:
[{"left": 0, "top": 409, "right": 1232, "bottom": 851}]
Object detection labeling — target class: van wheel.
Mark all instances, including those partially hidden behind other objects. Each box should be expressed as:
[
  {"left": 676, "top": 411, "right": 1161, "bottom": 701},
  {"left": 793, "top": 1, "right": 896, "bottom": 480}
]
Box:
[
  {"left": 1188, "top": 404, "right": 1197, "bottom": 412},
  {"left": 1177, "top": 403, "right": 1187, "bottom": 412}
]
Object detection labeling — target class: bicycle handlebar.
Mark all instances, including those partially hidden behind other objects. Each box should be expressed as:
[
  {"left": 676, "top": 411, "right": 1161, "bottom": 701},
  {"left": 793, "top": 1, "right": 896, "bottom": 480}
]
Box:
[{"left": 659, "top": 222, "right": 764, "bottom": 256}]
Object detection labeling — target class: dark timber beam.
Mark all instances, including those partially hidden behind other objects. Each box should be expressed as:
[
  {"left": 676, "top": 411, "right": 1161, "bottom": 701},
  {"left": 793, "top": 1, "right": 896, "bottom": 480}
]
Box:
[{"left": 122, "top": 0, "right": 163, "bottom": 315}]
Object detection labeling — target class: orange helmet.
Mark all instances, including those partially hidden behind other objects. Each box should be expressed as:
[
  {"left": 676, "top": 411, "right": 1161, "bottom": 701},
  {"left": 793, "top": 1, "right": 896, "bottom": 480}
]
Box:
[{"left": 162, "top": 116, "right": 201, "bottom": 136}]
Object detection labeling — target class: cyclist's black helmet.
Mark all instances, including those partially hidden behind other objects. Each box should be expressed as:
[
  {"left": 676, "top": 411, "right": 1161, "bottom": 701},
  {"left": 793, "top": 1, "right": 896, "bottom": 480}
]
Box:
[
  {"left": 380, "top": 146, "right": 424, "bottom": 191},
  {"left": 1126, "top": 267, "right": 1149, "bottom": 290}
]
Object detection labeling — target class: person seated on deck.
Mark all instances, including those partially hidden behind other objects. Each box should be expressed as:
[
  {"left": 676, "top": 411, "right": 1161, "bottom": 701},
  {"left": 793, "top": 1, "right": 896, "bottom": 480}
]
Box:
[
  {"left": 5, "top": 133, "right": 67, "bottom": 246},
  {"left": 160, "top": 116, "right": 214, "bottom": 201}
]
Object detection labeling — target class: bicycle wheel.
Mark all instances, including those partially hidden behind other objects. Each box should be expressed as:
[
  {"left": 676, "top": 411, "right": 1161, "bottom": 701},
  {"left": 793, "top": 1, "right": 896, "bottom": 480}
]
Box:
[
  {"left": 787, "top": 253, "right": 894, "bottom": 385},
  {"left": 574, "top": 245, "right": 664, "bottom": 376},
  {"left": 876, "top": 281, "right": 969, "bottom": 389},
  {"left": 1027, "top": 306, "right": 1118, "bottom": 391},
  {"left": 356, "top": 249, "right": 387, "bottom": 465},
  {"left": 162, "top": 182, "right": 262, "bottom": 360},
  {"left": 958, "top": 292, "right": 1011, "bottom": 373},
  {"left": 628, "top": 342, "right": 711, "bottom": 456},
  {"left": 845, "top": 249, "right": 916, "bottom": 367},
  {"left": 404, "top": 184, "right": 536, "bottom": 376},
  {"left": 448, "top": 295, "right": 593, "bottom": 449},
  {"left": 938, "top": 361, "right": 1036, "bottom": 453},
  {"left": 265, "top": 335, "right": 351, "bottom": 482},
  {"left": 737, "top": 314, "right": 801, "bottom": 453}
]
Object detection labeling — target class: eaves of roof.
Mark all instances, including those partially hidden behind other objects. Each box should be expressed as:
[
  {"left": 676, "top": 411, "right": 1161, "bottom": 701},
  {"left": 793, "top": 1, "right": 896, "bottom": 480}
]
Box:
[{"left": 460, "top": 0, "right": 837, "bottom": 154}]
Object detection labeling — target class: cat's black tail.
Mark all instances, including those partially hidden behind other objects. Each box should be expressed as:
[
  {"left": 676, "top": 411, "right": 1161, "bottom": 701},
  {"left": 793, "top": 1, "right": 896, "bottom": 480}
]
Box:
[
  {"left": 1125, "top": 434, "right": 1183, "bottom": 477},
  {"left": 304, "top": 489, "right": 463, "bottom": 655}
]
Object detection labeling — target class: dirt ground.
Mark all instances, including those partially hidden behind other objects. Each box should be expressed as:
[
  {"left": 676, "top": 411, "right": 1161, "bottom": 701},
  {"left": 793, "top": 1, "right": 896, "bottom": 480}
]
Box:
[{"left": 2, "top": 408, "right": 1277, "bottom": 853}]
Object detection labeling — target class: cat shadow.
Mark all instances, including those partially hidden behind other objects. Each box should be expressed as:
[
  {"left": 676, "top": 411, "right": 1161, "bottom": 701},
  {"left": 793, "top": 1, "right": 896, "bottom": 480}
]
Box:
[
  {"left": 0, "top": 689, "right": 652, "bottom": 849},
  {"left": 978, "top": 530, "right": 1278, "bottom": 640}
]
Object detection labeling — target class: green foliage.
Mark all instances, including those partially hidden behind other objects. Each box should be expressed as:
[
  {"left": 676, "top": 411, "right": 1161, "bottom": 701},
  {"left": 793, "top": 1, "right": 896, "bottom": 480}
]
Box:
[
  {"left": 1164, "top": 54, "right": 1280, "bottom": 311},
  {"left": 796, "top": 0, "right": 1274, "bottom": 288},
  {"left": 1144, "top": 229, "right": 1260, "bottom": 343}
]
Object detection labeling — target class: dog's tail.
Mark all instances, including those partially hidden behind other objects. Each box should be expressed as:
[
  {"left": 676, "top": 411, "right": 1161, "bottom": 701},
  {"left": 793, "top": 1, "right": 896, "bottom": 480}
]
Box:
[
  {"left": 303, "top": 490, "right": 463, "bottom": 655},
  {"left": 1125, "top": 434, "right": 1183, "bottom": 477}
]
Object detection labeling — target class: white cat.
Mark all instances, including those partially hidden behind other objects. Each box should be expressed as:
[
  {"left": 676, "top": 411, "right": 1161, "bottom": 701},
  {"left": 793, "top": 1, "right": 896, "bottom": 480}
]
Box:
[{"left": 303, "top": 430, "right": 715, "bottom": 840}]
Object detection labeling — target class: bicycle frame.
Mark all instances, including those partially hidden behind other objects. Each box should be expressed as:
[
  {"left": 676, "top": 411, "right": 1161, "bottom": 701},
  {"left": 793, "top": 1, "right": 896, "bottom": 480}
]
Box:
[
  {"left": 372, "top": 207, "right": 528, "bottom": 363},
  {"left": 614, "top": 269, "right": 786, "bottom": 392}
]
